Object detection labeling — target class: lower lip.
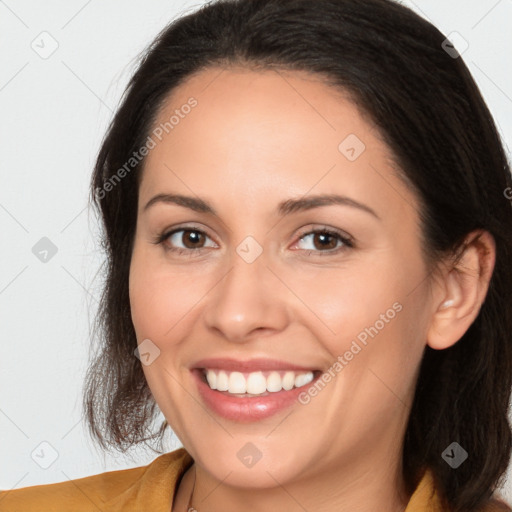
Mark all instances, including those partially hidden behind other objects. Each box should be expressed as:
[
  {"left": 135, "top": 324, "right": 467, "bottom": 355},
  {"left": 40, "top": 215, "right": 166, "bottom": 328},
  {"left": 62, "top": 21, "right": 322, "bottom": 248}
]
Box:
[{"left": 192, "top": 369, "right": 320, "bottom": 422}]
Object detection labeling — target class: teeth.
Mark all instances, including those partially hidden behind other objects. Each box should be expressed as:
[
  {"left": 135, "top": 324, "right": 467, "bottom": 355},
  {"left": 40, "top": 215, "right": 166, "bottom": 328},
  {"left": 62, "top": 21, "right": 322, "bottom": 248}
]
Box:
[
  {"left": 283, "top": 371, "right": 296, "bottom": 390},
  {"left": 229, "top": 372, "right": 247, "bottom": 393},
  {"left": 246, "top": 371, "right": 267, "bottom": 394},
  {"left": 294, "top": 372, "right": 314, "bottom": 388},
  {"left": 206, "top": 369, "right": 217, "bottom": 390},
  {"left": 215, "top": 370, "right": 228, "bottom": 391},
  {"left": 267, "top": 371, "right": 284, "bottom": 392},
  {"left": 204, "top": 369, "right": 315, "bottom": 395}
]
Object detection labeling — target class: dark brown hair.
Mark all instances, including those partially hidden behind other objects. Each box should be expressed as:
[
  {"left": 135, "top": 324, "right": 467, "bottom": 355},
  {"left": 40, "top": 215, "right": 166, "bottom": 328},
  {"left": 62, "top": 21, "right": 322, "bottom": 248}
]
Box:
[{"left": 84, "top": 0, "right": 512, "bottom": 510}]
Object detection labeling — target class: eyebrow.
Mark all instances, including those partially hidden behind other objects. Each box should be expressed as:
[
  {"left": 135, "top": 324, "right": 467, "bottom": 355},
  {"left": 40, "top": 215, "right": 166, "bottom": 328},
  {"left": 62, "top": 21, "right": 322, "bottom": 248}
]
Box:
[{"left": 143, "top": 193, "right": 380, "bottom": 219}]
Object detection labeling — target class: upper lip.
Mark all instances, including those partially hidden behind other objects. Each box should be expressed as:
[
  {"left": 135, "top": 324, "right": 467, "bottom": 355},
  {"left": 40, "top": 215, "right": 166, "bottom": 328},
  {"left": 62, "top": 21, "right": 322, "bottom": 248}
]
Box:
[{"left": 192, "top": 357, "right": 320, "bottom": 373}]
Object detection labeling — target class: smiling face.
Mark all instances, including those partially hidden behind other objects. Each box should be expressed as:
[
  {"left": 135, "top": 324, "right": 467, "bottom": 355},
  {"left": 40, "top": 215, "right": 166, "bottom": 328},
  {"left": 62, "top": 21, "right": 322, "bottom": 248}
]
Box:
[{"left": 129, "top": 66, "right": 434, "bottom": 492}]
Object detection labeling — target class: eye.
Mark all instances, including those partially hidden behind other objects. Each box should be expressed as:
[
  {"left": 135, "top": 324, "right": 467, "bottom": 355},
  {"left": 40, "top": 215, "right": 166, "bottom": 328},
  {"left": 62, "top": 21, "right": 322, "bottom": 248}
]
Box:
[
  {"left": 292, "top": 227, "right": 354, "bottom": 255},
  {"left": 153, "top": 225, "right": 354, "bottom": 257},
  {"left": 154, "top": 226, "right": 217, "bottom": 256}
]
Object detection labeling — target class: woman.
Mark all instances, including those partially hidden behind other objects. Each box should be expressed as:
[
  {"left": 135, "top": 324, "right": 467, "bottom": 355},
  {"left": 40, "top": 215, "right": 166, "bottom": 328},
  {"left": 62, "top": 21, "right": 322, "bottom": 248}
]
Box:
[{"left": 1, "top": 0, "right": 511, "bottom": 510}]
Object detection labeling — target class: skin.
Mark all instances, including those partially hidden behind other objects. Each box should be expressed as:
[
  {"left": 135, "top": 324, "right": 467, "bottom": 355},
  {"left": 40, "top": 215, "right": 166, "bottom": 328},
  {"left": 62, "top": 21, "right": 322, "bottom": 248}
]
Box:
[{"left": 128, "top": 67, "right": 496, "bottom": 512}]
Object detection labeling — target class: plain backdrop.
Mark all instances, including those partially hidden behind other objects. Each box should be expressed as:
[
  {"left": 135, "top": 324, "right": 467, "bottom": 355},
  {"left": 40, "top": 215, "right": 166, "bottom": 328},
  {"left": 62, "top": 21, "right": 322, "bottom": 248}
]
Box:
[{"left": 1, "top": 0, "right": 511, "bottom": 502}]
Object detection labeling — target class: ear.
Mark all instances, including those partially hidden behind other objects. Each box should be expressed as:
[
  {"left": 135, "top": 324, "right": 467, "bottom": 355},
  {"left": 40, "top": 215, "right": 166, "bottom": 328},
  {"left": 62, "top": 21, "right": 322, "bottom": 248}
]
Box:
[{"left": 427, "top": 230, "right": 496, "bottom": 350}]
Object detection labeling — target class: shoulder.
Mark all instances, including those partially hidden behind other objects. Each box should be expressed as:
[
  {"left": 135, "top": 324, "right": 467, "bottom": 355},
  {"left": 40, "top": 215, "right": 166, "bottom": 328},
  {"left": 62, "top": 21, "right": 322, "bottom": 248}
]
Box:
[{"left": 0, "top": 447, "right": 193, "bottom": 512}]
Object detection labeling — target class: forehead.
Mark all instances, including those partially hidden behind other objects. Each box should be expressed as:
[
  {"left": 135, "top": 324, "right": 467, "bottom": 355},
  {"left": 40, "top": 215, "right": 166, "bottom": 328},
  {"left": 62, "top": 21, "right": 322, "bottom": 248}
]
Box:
[{"left": 139, "top": 66, "right": 416, "bottom": 222}]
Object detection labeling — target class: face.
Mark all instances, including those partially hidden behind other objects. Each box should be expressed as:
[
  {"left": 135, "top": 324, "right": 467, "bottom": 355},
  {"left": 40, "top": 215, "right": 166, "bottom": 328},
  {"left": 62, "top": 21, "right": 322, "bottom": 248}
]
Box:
[{"left": 129, "top": 67, "right": 433, "bottom": 488}]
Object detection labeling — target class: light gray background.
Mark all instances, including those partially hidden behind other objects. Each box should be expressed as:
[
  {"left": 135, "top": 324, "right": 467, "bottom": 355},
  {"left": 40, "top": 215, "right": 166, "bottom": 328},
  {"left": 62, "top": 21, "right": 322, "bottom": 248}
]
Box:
[{"left": 1, "top": 0, "right": 511, "bottom": 502}]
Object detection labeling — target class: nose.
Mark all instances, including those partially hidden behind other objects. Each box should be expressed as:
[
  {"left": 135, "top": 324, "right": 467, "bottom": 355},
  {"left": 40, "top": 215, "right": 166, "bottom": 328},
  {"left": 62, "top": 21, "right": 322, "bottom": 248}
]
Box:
[{"left": 202, "top": 245, "right": 290, "bottom": 342}]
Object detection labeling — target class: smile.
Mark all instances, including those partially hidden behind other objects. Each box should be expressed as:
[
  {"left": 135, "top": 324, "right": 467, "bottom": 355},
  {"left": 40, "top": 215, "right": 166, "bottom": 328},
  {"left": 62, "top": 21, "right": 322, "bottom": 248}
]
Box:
[{"left": 191, "top": 362, "right": 323, "bottom": 422}]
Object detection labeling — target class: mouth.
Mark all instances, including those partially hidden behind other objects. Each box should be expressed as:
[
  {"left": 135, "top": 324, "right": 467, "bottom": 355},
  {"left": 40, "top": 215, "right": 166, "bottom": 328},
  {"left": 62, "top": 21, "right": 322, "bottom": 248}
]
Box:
[{"left": 191, "top": 362, "right": 324, "bottom": 422}]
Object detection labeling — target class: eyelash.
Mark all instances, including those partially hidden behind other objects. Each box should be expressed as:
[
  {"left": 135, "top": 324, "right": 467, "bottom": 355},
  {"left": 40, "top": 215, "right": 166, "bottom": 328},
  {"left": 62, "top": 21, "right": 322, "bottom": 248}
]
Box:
[{"left": 153, "top": 225, "right": 354, "bottom": 258}]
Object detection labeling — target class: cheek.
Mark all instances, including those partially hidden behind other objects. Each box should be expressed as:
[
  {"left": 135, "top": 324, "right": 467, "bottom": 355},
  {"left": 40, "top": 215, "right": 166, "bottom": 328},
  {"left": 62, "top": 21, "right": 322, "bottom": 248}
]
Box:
[
  {"left": 283, "top": 257, "right": 410, "bottom": 344},
  {"left": 328, "top": 273, "right": 429, "bottom": 407},
  {"left": 289, "top": 251, "right": 427, "bottom": 385},
  {"left": 128, "top": 244, "right": 211, "bottom": 342}
]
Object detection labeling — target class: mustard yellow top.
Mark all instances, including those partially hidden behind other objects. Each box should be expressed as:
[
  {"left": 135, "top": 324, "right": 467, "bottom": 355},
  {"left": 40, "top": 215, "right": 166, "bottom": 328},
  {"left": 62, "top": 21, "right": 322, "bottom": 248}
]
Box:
[{"left": 0, "top": 447, "right": 509, "bottom": 511}]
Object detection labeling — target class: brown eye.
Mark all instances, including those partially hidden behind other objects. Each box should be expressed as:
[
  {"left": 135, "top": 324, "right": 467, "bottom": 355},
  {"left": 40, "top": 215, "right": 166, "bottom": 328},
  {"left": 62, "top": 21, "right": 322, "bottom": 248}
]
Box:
[
  {"left": 294, "top": 228, "right": 354, "bottom": 255},
  {"left": 158, "top": 227, "right": 217, "bottom": 253},
  {"left": 311, "top": 232, "right": 338, "bottom": 250},
  {"left": 180, "top": 229, "right": 206, "bottom": 248}
]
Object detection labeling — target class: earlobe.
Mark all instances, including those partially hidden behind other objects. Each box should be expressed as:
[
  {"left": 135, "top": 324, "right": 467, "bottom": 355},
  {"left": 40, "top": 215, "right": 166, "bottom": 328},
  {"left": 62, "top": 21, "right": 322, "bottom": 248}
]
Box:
[{"left": 426, "top": 230, "right": 496, "bottom": 351}]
